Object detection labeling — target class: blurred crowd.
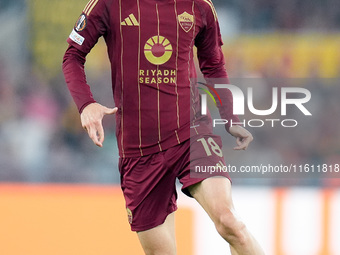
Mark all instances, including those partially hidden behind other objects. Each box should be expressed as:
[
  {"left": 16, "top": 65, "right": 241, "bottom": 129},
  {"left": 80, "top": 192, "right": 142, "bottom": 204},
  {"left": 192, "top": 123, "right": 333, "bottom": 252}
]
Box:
[
  {"left": 0, "top": 55, "right": 120, "bottom": 183},
  {"left": 215, "top": 0, "right": 340, "bottom": 31},
  {"left": 0, "top": 0, "right": 339, "bottom": 186}
]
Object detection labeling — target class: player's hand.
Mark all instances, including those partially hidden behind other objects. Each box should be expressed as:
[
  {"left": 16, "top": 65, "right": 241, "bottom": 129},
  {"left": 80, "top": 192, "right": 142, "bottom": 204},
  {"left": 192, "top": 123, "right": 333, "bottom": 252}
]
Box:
[
  {"left": 228, "top": 125, "right": 253, "bottom": 150},
  {"left": 80, "top": 103, "right": 118, "bottom": 147}
]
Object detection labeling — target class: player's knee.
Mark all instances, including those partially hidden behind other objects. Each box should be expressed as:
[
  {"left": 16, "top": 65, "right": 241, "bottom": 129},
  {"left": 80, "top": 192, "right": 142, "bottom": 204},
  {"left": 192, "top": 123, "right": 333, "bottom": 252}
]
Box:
[{"left": 215, "top": 209, "right": 248, "bottom": 246}]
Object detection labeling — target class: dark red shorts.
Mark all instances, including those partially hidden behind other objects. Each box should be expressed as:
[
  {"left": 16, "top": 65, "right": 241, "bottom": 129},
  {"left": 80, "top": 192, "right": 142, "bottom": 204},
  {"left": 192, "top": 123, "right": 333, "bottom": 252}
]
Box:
[{"left": 119, "top": 134, "right": 231, "bottom": 232}]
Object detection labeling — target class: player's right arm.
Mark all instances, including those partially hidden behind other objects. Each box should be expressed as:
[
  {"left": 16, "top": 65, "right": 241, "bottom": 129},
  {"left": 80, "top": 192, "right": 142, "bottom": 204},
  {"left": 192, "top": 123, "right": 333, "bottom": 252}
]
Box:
[
  {"left": 62, "top": 0, "right": 115, "bottom": 147},
  {"left": 63, "top": 45, "right": 96, "bottom": 113}
]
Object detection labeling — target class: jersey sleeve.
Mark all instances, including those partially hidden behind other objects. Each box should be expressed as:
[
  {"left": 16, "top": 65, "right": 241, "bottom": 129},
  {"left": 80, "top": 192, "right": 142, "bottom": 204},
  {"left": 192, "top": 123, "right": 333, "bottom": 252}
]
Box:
[
  {"left": 195, "top": 0, "right": 240, "bottom": 131},
  {"left": 63, "top": 45, "right": 96, "bottom": 113},
  {"left": 63, "top": 0, "right": 109, "bottom": 113},
  {"left": 67, "top": 0, "right": 109, "bottom": 54}
]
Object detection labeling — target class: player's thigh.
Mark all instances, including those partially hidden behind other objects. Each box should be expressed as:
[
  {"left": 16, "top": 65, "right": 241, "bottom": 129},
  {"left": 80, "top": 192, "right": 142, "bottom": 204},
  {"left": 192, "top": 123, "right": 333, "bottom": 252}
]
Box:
[
  {"left": 188, "top": 176, "right": 235, "bottom": 221},
  {"left": 137, "top": 212, "right": 176, "bottom": 255},
  {"left": 185, "top": 133, "right": 235, "bottom": 220},
  {"left": 119, "top": 154, "right": 178, "bottom": 232},
  {"left": 180, "top": 134, "right": 231, "bottom": 196}
]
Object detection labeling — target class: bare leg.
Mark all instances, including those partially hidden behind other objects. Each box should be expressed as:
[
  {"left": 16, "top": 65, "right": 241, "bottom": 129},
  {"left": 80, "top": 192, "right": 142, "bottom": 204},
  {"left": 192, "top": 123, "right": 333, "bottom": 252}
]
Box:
[
  {"left": 188, "top": 177, "right": 265, "bottom": 255},
  {"left": 137, "top": 212, "right": 177, "bottom": 255}
]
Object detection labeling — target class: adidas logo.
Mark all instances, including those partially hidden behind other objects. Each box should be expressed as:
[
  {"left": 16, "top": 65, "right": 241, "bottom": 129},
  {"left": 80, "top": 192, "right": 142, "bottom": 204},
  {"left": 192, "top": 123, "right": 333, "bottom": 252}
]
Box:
[{"left": 121, "top": 14, "right": 139, "bottom": 26}]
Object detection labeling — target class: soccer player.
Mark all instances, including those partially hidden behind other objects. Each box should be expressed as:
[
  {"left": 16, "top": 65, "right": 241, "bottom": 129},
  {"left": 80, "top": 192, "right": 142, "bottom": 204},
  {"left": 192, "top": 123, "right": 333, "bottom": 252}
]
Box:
[{"left": 63, "top": 0, "right": 264, "bottom": 254}]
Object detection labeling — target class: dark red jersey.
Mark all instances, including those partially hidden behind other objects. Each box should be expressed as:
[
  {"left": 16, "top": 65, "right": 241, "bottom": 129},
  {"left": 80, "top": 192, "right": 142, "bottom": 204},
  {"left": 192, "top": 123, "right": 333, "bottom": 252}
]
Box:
[{"left": 63, "top": 0, "right": 239, "bottom": 157}]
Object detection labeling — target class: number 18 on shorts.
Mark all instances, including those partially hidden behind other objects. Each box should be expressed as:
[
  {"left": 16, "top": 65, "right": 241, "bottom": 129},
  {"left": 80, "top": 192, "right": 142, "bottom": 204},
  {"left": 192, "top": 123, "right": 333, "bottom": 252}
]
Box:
[{"left": 190, "top": 134, "right": 231, "bottom": 180}]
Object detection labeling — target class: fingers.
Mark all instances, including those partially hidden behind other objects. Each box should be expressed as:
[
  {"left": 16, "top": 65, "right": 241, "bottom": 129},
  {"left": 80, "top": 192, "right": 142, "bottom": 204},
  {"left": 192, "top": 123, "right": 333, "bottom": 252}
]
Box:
[
  {"left": 228, "top": 125, "right": 253, "bottom": 151},
  {"left": 81, "top": 104, "right": 118, "bottom": 148},
  {"left": 104, "top": 107, "right": 118, "bottom": 115},
  {"left": 82, "top": 120, "right": 104, "bottom": 147},
  {"left": 233, "top": 134, "right": 253, "bottom": 151},
  {"left": 96, "top": 122, "right": 105, "bottom": 146}
]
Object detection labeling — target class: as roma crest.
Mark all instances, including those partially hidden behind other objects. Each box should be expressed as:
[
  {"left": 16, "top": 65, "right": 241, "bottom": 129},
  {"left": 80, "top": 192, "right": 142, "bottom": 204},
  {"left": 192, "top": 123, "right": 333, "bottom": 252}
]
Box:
[{"left": 178, "top": 12, "right": 194, "bottom": 32}]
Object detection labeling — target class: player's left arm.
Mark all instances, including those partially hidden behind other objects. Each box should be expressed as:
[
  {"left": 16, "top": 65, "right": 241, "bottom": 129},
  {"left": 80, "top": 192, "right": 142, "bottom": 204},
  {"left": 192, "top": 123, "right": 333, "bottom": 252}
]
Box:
[{"left": 195, "top": 1, "right": 252, "bottom": 150}]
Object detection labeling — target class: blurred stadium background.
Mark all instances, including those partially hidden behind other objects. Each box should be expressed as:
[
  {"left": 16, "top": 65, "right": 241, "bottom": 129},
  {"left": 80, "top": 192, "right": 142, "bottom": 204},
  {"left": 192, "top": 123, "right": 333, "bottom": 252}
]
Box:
[{"left": 0, "top": 0, "right": 340, "bottom": 254}]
